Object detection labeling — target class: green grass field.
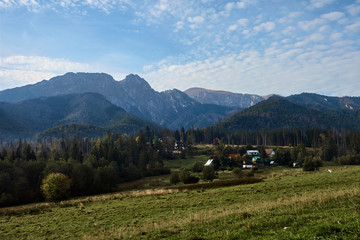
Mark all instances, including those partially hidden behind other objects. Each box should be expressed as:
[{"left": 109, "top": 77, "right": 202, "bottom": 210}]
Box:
[
  {"left": 1, "top": 166, "right": 359, "bottom": 239},
  {"left": 163, "top": 155, "right": 210, "bottom": 169}
]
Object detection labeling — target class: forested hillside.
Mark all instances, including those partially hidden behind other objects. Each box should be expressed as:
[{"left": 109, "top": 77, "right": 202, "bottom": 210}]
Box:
[
  {"left": 0, "top": 92, "right": 158, "bottom": 140},
  {"left": 215, "top": 96, "right": 360, "bottom": 131}
]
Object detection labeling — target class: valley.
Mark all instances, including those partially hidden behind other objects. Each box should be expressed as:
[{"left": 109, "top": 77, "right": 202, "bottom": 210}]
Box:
[{"left": 0, "top": 72, "right": 360, "bottom": 239}]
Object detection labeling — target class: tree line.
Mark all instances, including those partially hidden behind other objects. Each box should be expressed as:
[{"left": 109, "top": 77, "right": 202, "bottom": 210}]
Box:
[
  {"left": 1, "top": 126, "right": 360, "bottom": 207},
  {"left": 176, "top": 126, "right": 360, "bottom": 153},
  {"left": 0, "top": 131, "right": 170, "bottom": 207}
]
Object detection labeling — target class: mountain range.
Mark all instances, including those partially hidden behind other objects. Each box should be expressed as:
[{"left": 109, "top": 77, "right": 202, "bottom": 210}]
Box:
[
  {"left": 0, "top": 72, "right": 359, "bottom": 140},
  {"left": 0, "top": 73, "right": 236, "bottom": 130}
]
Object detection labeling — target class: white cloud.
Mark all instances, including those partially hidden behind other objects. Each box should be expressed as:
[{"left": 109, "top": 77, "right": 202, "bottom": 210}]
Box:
[
  {"left": 149, "top": 0, "right": 170, "bottom": 17},
  {"left": 288, "top": 11, "right": 302, "bottom": 18},
  {"left": 222, "top": 0, "right": 257, "bottom": 15},
  {"left": 282, "top": 26, "right": 295, "bottom": 35},
  {"left": 1, "top": 55, "right": 89, "bottom": 71},
  {"left": 253, "top": 21, "right": 275, "bottom": 32},
  {"left": 330, "top": 32, "right": 342, "bottom": 41},
  {"left": 242, "top": 29, "right": 250, "bottom": 36},
  {"left": 308, "top": 0, "right": 335, "bottom": 9},
  {"left": 187, "top": 15, "right": 205, "bottom": 29},
  {"left": 346, "top": 20, "right": 360, "bottom": 32},
  {"left": 298, "top": 18, "right": 326, "bottom": 31},
  {"left": 0, "top": 0, "right": 41, "bottom": 11},
  {"left": 0, "top": 0, "right": 132, "bottom": 13},
  {"left": 237, "top": 18, "right": 248, "bottom": 27},
  {"left": 228, "top": 24, "right": 238, "bottom": 31},
  {"left": 143, "top": 46, "right": 360, "bottom": 96},
  {"left": 174, "top": 21, "right": 184, "bottom": 32},
  {"left": 0, "top": 55, "right": 91, "bottom": 90},
  {"left": 224, "top": 2, "right": 235, "bottom": 13},
  {"left": 318, "top": 25, "right": 330, "bottom": 32},
  {"left": 187, "top": 15, "right": 204, "bottom": 24},
  {"left": 321, "top": 11, "right": 344, "bottom": 21},
  {"left": 346, "top": 3, "right": 360, "bottom": 16},
  {"left": 308, "top": 33, "right": 324, "bottom": 42},
  {"left": 227, "top": 18, "right": 248, "bottom": 32},
  {"left": 236, "top": 0, "right": 256, "bottom": 9},
  {"left": 83, "top": 0, "right": 116, "bottom": 14},
  {"left": 0, "top": 0, "right": 13, "bottom": 8}
]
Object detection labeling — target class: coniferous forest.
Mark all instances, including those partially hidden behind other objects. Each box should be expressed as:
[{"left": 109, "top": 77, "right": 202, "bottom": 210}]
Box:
[{"left": 1, "top": 125, "right": 360, "bottom": 207}]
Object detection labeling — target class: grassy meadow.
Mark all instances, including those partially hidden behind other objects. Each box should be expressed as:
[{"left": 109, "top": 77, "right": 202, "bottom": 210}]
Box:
[{"left": 0, "top": 165, "right": 359, "bottom": 239}]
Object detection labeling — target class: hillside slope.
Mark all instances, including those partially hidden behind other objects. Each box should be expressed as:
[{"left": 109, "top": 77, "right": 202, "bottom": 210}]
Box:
[
  {"left": 185, "top": 87, "right": 264, "bottom": 108},
  {"left": 216, "top": 96, "right": 360, "bottom": 131},
  {"left": 0, "top": 93, "right": 158, "bottom": 139},
  {"left": 287, "top": 93, "right": 360, "bottom": 110}
]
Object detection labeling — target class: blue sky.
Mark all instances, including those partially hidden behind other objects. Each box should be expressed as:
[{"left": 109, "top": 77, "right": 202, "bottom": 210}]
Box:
[{"left": 1, "top": 0, "right": 360, "bottom": 96}]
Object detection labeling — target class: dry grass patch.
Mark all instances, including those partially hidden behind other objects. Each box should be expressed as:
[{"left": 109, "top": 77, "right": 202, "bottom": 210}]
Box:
[{"left": 83, "top": 185, "right": 360, "bottom": 239}]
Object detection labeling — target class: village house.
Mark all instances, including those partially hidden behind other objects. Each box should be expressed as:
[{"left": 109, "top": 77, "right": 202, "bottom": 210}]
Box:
[
  {"left": 246, "top": 150, "right": 260, "bottom": 156},
  {"left": 265, "top": 148, "right": 275, "bottom": 158},
  {"left": 173, "top": 141, "right": 185, "bottom": 154}
]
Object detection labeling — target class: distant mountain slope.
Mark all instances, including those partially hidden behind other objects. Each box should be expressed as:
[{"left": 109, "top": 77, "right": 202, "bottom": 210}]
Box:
[
  {"left": 184, "top": 87, "right": 264, "bottom": 108},
  {"left": 0, "top": 73, "right": 234, "bottom": 129},
  {"left": 0, "top": 93, "right": 158, "bottom": 139},
  {"left": 37, "top": 114, "right": 157, "bottom": 139},
  {"left": 215, "top": 96, "right": 360, "bottom": 131},
  {"left": 287, "top": 93, "right": 360, "bottom": 110},
  {"left": 0, "top": 111, "right": 29, "bottom": 138}
]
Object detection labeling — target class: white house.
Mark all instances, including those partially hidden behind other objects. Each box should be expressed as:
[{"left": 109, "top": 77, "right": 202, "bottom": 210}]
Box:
[
  {"left": 246, "top": 150, "right": 259, "bottom": 156},
  {"left": 204, "top": 159, "right": 213, "bottom": 166}
]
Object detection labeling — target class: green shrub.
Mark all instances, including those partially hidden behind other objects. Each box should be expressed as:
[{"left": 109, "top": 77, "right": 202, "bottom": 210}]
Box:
[
  {"left": 233, "top": 167, "right": 245, "bottom": 178},
  {"left": 192, "top": 162, "right": 204, "bottom": 172},
  {"left": 179, "top": 170, "right": 199, "bottom": 184},
  {"left": 201, "top": 166, "right": 217, "bottom": 182},
  {"left": 41, "top": 173, "right": 71, "bottom": 202},
  {"left": 0, "top": 193, "right": 15, "bottom": 207},
  {"left": 303, "top": 156, "right": 322, "bottom": 171},
  {"left": 246, "top": 172, "right": 254, "bottom": 177},
  {"left": 169, "top": 172, "right": 180, "bottom": 185},
  {"left": 335, "top": 154, "right": 360, "bottom": 165}
]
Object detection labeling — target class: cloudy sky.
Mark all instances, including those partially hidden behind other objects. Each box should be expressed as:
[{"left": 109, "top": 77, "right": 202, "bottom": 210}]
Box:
[{"left": 1, "top": 0, "right": 360, "bottom": 96}]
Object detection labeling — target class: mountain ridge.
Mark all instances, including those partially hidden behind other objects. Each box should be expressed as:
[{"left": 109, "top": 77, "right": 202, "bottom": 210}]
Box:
[
  {"left": 0, "top": 72, "right": 237, "bottom": 129},
  {"left": 287, "top": 92, "right": 360, "bottom": 110},
  {"left": 184, "top": 87, "right": 265, "bottom": 108},
  {"left": 215, "top": 96, "right": 360, "bottom": 131}
]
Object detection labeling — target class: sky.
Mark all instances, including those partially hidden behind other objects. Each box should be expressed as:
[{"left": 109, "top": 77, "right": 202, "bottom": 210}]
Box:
[{"left": 0, "top": 0, "right": 360, "bottom": 96}]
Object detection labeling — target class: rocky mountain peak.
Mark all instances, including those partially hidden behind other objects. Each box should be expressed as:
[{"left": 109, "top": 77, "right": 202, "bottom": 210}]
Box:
[
  {"left": 48, "top": 72, "right": 116, "bottom": 85},
  {"left": 185, "top": 87, "right": 264, "bottom": 108},
  {"left": 121, "top": 74, "right": 152, "bottom": 90}
]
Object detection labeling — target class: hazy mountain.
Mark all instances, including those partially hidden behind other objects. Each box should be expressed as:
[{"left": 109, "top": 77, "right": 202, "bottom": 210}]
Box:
[
  {"left": 184, "top": 87, "right": 264, "bottom": 108},
  {"left": 287, "top": 93, "right": 360, "bottom": 110},
  {"left": 0, "top": 73, "right": 234, "bottom": 129},
  {"left": 215, "top": 96, "right": 360, "bottom": 131},
  {"left": 0, "top": 93, "right": 158, "bottom": 139}
]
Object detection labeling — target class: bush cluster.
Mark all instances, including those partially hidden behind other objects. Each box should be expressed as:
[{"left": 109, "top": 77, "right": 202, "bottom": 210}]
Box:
[{"left": 302, "top": 156, "right": 322, "bottom": 171}]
